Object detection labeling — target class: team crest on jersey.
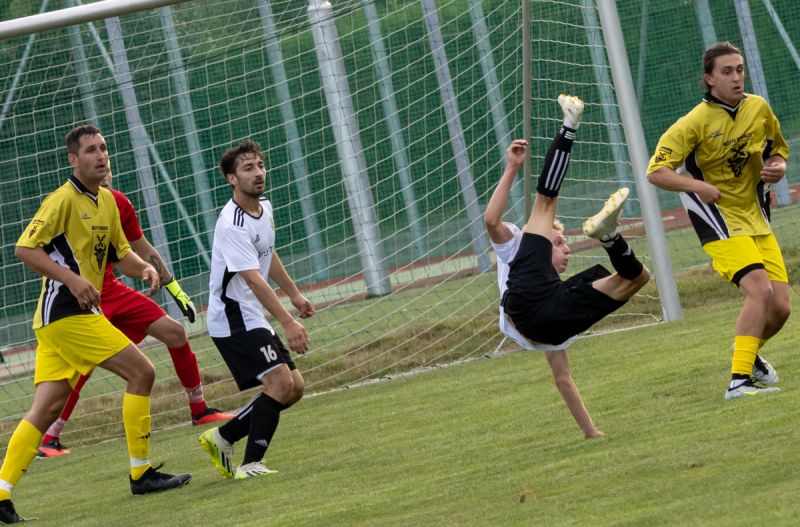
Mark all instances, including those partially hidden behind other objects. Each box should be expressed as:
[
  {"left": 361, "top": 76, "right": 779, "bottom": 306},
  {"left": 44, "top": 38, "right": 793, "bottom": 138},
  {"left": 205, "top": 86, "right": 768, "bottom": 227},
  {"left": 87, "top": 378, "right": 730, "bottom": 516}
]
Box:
[
  {"left": 654, "top": 146, "right": 672, "bottom": 163},
  {"left": 27, "top": 219, "right": 45, "bottom": 237},
  {"left": 726, "top": 143, "right": 751, "bottom": 177},
  {"left": 93, "top": 233, "right": 108, "bottom": 272},
  {"left": 709, "top": 130, "right": 723, "bottom": 139}
]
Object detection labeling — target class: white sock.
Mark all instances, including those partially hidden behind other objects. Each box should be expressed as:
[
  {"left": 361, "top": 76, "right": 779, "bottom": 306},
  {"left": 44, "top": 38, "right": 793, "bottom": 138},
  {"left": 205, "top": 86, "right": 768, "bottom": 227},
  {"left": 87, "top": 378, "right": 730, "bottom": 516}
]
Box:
[
  {"left": 728, "top": 378, "right": 749, "bottom": 390},
  {"left": 215, "top": 428, "right": 232, "bottom": 448},
  {"left": 599, "top": 232, "right": 619, "bottom": 246}
]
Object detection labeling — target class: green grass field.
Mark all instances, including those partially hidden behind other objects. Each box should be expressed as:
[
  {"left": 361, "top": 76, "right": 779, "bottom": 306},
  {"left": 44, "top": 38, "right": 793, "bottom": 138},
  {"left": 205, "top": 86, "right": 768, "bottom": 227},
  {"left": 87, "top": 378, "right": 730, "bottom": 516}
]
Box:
[{"left": 11, "top": 272, "right": 800, "bottom": 526}]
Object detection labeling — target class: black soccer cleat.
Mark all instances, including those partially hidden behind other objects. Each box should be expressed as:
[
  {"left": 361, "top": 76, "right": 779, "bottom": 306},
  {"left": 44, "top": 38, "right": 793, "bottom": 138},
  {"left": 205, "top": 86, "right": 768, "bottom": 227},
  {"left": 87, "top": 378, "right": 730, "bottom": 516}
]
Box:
[
  {"left": 0, "top": 499, "right": 30, "bottom": 524},
  {"left": 130, "top": 463, "right": 192, "bottom": 496}
]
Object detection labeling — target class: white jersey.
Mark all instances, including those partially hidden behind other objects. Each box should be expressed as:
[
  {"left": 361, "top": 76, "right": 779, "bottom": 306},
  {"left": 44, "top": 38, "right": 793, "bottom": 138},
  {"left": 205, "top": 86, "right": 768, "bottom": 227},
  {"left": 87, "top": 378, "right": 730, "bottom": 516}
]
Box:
[
  {"left": 492, "top": 222, "right": 576, "bottom": 351},
  {"left": 208, "top": 198, "right": 276, "bottom": 337}
]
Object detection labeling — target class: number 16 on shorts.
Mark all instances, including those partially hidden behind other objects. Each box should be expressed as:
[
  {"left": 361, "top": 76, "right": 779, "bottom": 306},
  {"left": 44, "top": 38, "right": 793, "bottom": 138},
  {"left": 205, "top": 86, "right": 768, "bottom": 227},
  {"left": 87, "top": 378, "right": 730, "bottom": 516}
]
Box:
[{"left": 260, "top": 344, "right": 278, "bottom": 364}]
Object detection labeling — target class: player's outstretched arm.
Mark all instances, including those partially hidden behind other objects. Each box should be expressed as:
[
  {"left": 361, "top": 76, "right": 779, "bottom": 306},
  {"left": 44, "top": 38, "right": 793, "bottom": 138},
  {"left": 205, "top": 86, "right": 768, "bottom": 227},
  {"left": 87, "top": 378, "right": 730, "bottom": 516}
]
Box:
[
  {"left": 240, "top": 268, "right": 309, "bottom": 354},
  {"left": 130, "top": 236, "right": 171, "bottom": 283},
  {"left": 116, "top": 251, "right": 159, "bottom": 297},
  {"left": 484, "top": 139, "right": 527, "bottom": 244},
  {"left": 130, "top": 236, "right": 196, "bottom": 322},
  {"left": 268, "top": 252, "right": 314, "bottom": 318},
  {"left": 544, "top": 349, "right": 605, "bottom": 439}
]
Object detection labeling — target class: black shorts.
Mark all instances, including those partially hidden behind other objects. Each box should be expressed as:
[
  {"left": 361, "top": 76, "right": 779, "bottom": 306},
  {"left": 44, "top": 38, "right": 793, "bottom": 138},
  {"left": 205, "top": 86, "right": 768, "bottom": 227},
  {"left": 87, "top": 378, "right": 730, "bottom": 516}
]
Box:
[
  {"left": 503, "top": 232, "right": 626, "bottom": 345},
  {"left": 212, "top": 328, "right": 297, "bottom": 391}
]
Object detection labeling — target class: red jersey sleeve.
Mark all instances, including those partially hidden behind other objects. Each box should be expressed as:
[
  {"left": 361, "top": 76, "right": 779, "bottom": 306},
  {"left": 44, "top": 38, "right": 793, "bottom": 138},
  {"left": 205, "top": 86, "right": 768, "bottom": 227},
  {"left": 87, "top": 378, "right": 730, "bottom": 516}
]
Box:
[{"left": 111, "top": 188, "right": 144, "bottom": 243}]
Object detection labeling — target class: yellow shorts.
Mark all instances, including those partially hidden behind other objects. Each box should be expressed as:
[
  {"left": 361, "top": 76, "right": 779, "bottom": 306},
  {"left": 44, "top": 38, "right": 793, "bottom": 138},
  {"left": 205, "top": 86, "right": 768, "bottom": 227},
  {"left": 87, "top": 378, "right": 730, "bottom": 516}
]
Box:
[
  {"left": 34, "top": 314, "right": 131, "bottom": 386},
  {"left": 703, "top": 233, "right": 788, "bottom": 285}
]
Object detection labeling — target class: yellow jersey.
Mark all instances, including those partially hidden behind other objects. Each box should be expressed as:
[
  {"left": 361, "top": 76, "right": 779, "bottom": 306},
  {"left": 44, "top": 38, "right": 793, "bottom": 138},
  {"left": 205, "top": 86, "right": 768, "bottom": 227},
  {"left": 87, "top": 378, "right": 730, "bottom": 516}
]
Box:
[
  {"left": 17, "top": 176, "right": 131, "bottom": 328},
  {"left": 647, "top": 93, "right": 789, "bottom": 244}
]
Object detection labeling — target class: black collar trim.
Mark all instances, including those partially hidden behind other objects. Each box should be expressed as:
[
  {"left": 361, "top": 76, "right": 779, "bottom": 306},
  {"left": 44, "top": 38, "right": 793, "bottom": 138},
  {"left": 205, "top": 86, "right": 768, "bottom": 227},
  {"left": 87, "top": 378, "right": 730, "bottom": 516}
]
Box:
[
  {"left": 232, "top": 198, "right": 263, "bottom": 219},
  {"left": 703, "top": 91, "right": 747, "bottom": 118},
  {"left": 68, "top": 175, "right": 98, "bottom": 202}
]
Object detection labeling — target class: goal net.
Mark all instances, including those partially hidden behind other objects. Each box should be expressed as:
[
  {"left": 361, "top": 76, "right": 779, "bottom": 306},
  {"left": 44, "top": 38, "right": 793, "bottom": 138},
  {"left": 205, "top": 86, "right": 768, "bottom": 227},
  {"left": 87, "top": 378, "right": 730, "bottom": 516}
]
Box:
[{"left": 0, "top": 0, "right": 663, "bottom": 448}]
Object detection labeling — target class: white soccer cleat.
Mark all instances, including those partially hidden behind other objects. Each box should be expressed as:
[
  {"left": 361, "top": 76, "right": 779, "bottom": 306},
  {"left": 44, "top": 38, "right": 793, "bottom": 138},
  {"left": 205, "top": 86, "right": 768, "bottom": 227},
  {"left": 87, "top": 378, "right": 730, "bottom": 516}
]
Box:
[
  {"left": 724, "top": 380, "right": 780, "bottom": 400},
  {"left": 582, "top": 187, "right": 630, "bottom": 240},
  {"left": 235, "top": 460, "right": 278, "bottom": 480},
  {"left": 752, "top": 355, "right": 779, "bottom": 385},
  {"left": 558, "top": 94, "right": 585, "bottom": 127}
]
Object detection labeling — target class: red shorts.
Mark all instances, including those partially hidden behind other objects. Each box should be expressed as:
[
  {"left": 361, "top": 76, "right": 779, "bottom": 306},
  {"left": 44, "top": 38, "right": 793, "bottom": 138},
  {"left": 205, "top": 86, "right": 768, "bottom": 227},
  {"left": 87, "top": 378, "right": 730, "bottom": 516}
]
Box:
[{"left": 101, "top": 279, "right": 166, "bottom": 344}]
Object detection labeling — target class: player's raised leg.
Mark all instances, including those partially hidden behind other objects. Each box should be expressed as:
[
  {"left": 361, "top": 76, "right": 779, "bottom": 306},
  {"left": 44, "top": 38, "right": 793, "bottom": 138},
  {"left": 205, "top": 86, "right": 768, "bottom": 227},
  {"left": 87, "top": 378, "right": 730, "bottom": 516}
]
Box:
[
  {"left": 523, "top": 94, "right": 584, "bottom": 239},
  {"left": 583, "top": 189, "right": 649, "bottom": 301}
]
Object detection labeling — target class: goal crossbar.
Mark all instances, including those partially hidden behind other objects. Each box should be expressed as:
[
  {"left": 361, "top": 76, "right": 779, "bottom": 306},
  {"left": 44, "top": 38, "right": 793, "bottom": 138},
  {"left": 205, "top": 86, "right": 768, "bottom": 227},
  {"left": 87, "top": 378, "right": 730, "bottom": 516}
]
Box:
[{"left": 0, "top": 0, "right": 191, "bottom": 42}]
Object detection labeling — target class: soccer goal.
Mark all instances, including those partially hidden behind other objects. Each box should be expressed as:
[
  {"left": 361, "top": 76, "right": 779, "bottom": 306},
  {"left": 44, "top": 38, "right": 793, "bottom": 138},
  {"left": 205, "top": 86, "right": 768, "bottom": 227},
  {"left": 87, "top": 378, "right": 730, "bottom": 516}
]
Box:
[{"left": 0, "top": 0, "right": 678, "bottom": 448}]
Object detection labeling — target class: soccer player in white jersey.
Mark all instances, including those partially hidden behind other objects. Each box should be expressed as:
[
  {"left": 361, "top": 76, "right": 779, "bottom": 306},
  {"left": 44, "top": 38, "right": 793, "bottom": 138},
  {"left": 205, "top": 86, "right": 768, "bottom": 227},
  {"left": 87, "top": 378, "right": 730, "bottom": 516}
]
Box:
[
  {"left": 199, "top": 140, "right": 314, "bottom": 480},
  {"left": 484, "top": 95, "right": 650, "bottom": 438}
]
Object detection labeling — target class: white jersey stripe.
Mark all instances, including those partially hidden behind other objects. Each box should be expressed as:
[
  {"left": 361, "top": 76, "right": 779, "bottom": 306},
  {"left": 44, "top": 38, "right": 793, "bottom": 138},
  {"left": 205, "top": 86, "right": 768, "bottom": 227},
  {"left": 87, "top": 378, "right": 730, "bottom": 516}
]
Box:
[{"left": 680, "top": 192, "right": 729, "bottom": 240}]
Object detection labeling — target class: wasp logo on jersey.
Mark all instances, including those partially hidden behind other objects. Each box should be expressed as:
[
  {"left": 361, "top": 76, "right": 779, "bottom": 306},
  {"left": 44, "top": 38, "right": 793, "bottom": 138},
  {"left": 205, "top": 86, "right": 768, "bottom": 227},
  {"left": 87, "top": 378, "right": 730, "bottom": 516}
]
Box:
[
  {"left": 654, "top": 146, "right": 672, "bottom": 163},
  {"left": 726, "top": 143, "right": 751, "bottom": 177},
  {"left": 93, "top": 233, "right": 107, "bottom": 272},
  {"left": 27, "top": 219, "right": 45, "bottom": 238}
]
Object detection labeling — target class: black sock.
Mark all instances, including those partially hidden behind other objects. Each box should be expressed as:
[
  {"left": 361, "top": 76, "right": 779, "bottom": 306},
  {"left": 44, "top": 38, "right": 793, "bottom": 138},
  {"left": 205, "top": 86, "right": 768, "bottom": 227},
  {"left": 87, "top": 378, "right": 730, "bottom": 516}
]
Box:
[
  {"left": 602, "top": 233, "right": 643, "bottom": 280},
  {"left": 243, "top": 394, "right": 286, "bottom": 465},
  {"left": 753, "top": 354, "right": 767, "bottom": 372},
  {"left": 536, "top": 126, "right": 575, "bottom": 198},
  {"left": 218, "top": 393, "right": 261, "bottom": 444}
]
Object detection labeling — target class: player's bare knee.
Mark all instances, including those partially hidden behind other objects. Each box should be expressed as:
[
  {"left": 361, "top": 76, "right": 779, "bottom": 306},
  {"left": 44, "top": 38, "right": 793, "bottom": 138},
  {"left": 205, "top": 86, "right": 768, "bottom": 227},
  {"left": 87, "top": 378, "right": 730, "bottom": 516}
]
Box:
[
  {"left": 267, "top": 373, "right": 294, "bottom": 402},
  {"left": 771, "top": 297, "right": 791, "bottom": 325},
  {"left": 745, "top": 283, "right": 774, "bottom": 307},
  {"left": 127, "top": 360, "right": 155, "bottom": 392},
  {"left": 290, "top": 382, "right": 305, "bottom": 405},
  {"left": 160, "top": 318, "right": 188, "bottom": 348},
  {"left": 34, "top": 399, "right": 67, "bottom": 427}
]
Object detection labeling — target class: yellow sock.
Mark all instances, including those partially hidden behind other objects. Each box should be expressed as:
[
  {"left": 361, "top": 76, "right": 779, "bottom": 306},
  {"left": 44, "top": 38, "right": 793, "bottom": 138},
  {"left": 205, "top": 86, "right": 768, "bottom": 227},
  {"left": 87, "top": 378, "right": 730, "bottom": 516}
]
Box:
[
  {"left": 758, "top": 338, "right": 767, "bottom": 351},
  {"left": 0, "top": 419, "right": 44, "bottom": 499},
  {"left": 122, "top": 392, "right": 151, "bottom": 480},
  {"left": 732, "top": 335, "right": 760, "bottom": 375}
]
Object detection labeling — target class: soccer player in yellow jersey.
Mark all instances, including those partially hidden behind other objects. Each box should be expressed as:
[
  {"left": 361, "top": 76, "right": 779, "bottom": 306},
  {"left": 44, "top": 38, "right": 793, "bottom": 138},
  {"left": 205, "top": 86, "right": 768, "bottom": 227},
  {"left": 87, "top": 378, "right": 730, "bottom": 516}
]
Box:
[
  {"left": 647, "top": 42, "right": 790, "bottom": 400},
  {"left": 0, "top": 125, "right": 191, "bottom": 524}
]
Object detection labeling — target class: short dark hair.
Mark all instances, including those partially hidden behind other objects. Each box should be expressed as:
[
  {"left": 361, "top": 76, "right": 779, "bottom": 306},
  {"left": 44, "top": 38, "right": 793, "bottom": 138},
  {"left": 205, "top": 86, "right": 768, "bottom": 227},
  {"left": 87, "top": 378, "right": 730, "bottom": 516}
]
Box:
[
  {"left": 219, "top": 140, "right": 263, "bottom": 178},
  {"left": 65, "top": 124, "right": 101, "bottom": 155},
  {"left": 702, "top": 42, "right": 742, "bottom": 89}
]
